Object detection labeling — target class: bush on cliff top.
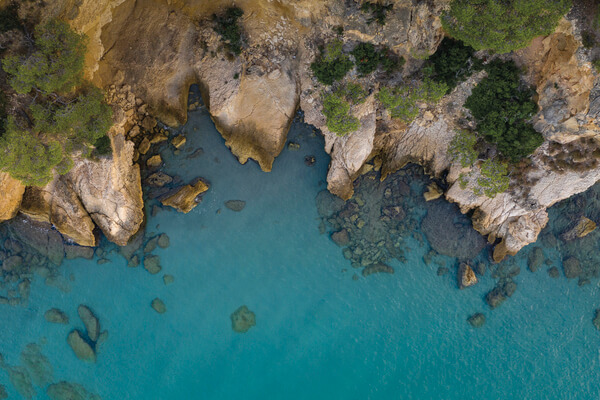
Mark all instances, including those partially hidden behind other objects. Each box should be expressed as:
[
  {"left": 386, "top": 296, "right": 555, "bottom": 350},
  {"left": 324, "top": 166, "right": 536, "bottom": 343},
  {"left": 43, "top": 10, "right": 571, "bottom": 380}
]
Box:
[
  {"left": 442, "top": 0, "right": 572, "bottom": 53},
  {"left": 213, "top": 6, "right": 244, "bottom": 56},
  {"left": 0, "top": 19, "right": 113, "bottom": 186}
]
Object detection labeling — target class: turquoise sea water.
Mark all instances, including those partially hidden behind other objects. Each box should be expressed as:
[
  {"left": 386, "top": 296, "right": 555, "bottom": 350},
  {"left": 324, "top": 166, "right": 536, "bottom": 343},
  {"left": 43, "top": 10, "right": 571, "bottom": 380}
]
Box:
[{"left": 1, "top": 97, "right": 600, "bottom": 399}]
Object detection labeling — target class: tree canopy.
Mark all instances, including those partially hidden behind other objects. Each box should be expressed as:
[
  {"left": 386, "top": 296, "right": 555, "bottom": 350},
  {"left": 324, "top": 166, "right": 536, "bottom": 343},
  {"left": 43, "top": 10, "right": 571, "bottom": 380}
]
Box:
[{"left": 442, "top": 0, "right": 572, "bottom": 53}]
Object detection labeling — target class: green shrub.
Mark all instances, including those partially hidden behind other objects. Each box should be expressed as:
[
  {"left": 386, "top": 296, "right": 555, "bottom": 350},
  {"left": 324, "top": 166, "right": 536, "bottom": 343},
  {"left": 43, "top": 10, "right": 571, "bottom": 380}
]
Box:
[
  {"left": 322, "top": 92, "right": 360, "bottom": 136},
  {"left": 426, "top": 38, "right": 483, "bottom": 93},
  {"left": 582, "top": 31, "right": 596, "bottom": 49},
  {"left": 448, "top": 130, "right": 478, "bottom": 167},
  {"left": 335, "top": 82, "right": 368, "bottom": 104},
  {"left": 213, "top": 6, "right": 244, "bottom": 56},
  {"left": 93, "top": 134, "right": 112, "bottom": 156},
  {"left": 2, "top": 19, "right": 86, "bottom": 94},
  {"left": 442, "top": 0, "right": 572, "bottom": 53},
  {"left": 360, "top": 2, "right": 393, "bottom": 25},
  {"left": 464, "top": 60, "right": 543, "bottom": 161},
  {"left": 475, "top": 158, "right": 510, "bottom": 198},
  {"left": 351, "top": 43, "right": 404, "bottom": 76},
  {"left": 593, "top": 59, "right": 600, "bottom": 73},
  {"left": 311, "top": 40, "right": 353, "bottom": 85},
  {"left": 0, "top": 19, "right": 113, "bottom": 186},
  {"left": 378, "top": 78, "right": 447, "bottom": 124}
]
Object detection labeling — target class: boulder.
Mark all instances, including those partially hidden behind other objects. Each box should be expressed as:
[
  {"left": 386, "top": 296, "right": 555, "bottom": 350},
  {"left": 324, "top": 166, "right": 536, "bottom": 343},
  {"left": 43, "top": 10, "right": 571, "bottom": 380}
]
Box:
[
  {"left": 67, "top": 330, "right": 96, "bottom": 362},
  {"left": 561, "top": 216, "right": 597, "bottom": 242},
  {"left": 160, "top": 178, "right": 210, "bottom": 213},
  {"left": 77, "top": 305, "right": 100, "bottom": 342},
  {"left": 224, "top": 200, "right": 246, "bottom": 212},
  {"left": 485, "top": 287, "right": 506, "bottom": 309},
  {"left": 0, "top": 172, "right": 25, "bottom": 222},
  {"left": 231, "top": 305, "right": 256, "bottom": 333},
  {"left": 528, "top": 247, "right": 544, "bottom": 272},
  {"left": 467, "top": 313, "right": 486, "bottom": 328},
  {"left": 146, "top": 155, "right": 162, "bottom": 168},
  {"left": 362, "top": 262, "right": 394, "bottom": 277},
  {"left": 143, "top": 255, "right": 161, "bottom": 274},
  {"left": 45, "top": 308, "right": 69, "bottom": 325},
  {"left": 423, "top": 183, "right": 443, "bottom": 201},
  {"left": 457, "top": 263, "right": 478, "bottom": 289},
  {"left": 331, "top": 229, "right": 350, "bottom": 246},
  {"left": 157, "top": 233, "right": 170, "bottom": 248},
  {"left": 171, "top": 135, "right": 186, "bottom": 149},
  {"left": 151, "top": 298, "right": 166, "bottom": 314},
  {"left": 146, "top": 172, "right": 173, "bottom": 187},
  {"left": 562, "top": 257, "right": 582, "bottom": 279}
]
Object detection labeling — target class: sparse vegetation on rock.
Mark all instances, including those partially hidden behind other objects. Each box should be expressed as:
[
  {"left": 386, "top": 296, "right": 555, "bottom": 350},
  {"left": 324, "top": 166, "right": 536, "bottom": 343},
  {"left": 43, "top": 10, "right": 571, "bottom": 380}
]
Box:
[
  {"left": 377, "top": 78, "right": 446, "bottom": 124},
  {"left": 360, "top": 2, "right": 393, "bottom": 25},
  {"left": 212, "top": 6, "right": 245, "bottom": 56},
  {"left": 322, "top": 91, "right": 360, "bottom": 136}
]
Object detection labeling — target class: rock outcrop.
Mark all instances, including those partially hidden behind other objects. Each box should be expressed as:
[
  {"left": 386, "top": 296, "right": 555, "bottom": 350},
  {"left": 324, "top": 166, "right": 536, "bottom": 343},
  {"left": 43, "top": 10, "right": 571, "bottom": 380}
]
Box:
[{"left": 0, "top": 173, "right": 25, "bottom": 222}]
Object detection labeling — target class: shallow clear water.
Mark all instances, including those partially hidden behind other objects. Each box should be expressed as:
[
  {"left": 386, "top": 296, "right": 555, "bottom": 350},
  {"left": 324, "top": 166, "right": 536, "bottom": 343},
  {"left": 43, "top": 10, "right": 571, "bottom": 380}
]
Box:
[{"left": 1, "top": 99, "right": 600, "bottom": 399}]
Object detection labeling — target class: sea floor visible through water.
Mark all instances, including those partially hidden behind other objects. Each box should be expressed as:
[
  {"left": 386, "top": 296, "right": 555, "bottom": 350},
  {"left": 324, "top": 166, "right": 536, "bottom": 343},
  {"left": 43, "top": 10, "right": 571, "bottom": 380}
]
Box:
[{"left": 1, "top": 92, "right": 600, "bottom": 399}]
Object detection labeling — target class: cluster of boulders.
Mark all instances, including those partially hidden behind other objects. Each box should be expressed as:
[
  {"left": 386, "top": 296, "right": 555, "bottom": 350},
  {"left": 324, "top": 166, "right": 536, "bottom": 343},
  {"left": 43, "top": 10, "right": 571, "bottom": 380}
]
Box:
[{"left": 0, "top": 341, "right": 100, "bottom": 399}]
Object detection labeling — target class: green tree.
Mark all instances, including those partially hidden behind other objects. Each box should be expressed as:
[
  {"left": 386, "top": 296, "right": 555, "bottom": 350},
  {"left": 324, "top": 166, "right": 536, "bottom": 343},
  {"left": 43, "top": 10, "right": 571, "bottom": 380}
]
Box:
[
  {"left": 2, "top": 19, "right": 86, "bottom": 94},
  {"left": 322, "top": 92, "right": 360, "bottom": 136},
  {"left": 448, "top": 130, "right": 478, "bottom": 168},
  {"left": 475, "top": 158, "right": 510, "bottom": 198},
  {"left": 425, "top": 38, "right": 483, "bottom": 93},
  {"left": 311, "top": 40, "right": 354, "bottom": 85},
  {"left": 464, "top": 60, "right": 543, "bottom": 161},
  {"left": 442, "top": 0, "right": 571, "bottom": 53}
]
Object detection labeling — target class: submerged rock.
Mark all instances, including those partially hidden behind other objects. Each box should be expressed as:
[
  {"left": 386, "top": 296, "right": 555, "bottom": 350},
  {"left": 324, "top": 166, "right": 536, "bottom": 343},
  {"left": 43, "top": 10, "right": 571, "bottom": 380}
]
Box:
[
  {"left": 151, "top": 298, "right": 166, "bottom": 314},
  {"left": 6, "top": 366, "right": 35, "bottom": 399},
  {"left": 362, "top": 263, "right": 394, "bottom": 277},
  {"left": 160, "top": 178, "right": 210, "bottom": 213},
  {"left": 47, "top": 381, "right": 101, "bottom": 400},
  {"left": 548, "top": 266, "right": 560, "bottom": 278},
  {"left": 157, "top": 233, "right": 170, "bottom": 249},
  {"left": 67, "top": 330, "right": 96, "bottom": 363},
  {"left": 457, "top": 263, "right": 478, "bottom": 289},
  {"left": 593, "top": 309, "right": 600, "bottom": 331},
  {"left": 467, "top": 313, "right": 486, "bottom": 328},
  {"left": 562, "top": 257, "right": 582, "bottom": 279},
  {"left": 0, "top": 384, "right": 6, "bottom": 399},
  {"left": 224, "top": 200, "right": 246, "bottom": 212},
  {"left": 145, "top": 172, "right": 173, "bottom": 187},
  {"left": 231, "top": 305, "right": 256, "bottom": 333},
  {"left": 77, "top": 305, "right": 100, "bottom": 342},
  {"left": 528, "top": 247, "right": 544, "bottom": 272},
  {"left": 146, "top": 155, "right": 162, "bottom": 168},
  {"left": 315, "top": 190, "right": 346, "bottom": 218},
  {"left": 331, "top": 229, "right": 350, "bottom": 246},
  {"left": 143, "top": 255, "right": 161, "bottom": 274},
  {"left": 20, "top": 343, "right": 53, "bottom": 387},
  {"left": 163, "top": 274, "right": 175, "bottom": 285},
  {"left": 485, "top": 287, "right": 506, "bottom": 309},
  {"left": 437, "top": 266, "right": 449, "bottom": 276}
]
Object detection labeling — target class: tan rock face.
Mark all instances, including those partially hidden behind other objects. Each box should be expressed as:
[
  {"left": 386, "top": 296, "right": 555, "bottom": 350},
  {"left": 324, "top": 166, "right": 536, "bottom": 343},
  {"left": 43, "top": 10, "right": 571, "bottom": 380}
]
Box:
[
  {"left": 0, "top": 172, "right": 25, "bottom": 222},
  {"left": 458, "top": 263, "right": 477, "bottom": 289},
  {"left": 160, "top": 178, "right": 210, "bottom": 213}
]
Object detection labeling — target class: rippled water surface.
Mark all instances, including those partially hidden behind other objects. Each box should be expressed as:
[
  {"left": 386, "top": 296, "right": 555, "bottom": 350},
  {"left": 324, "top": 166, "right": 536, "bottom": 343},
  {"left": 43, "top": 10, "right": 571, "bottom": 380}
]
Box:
[{"left": 1, "top": 96, "right": 600, "bottom": 399}]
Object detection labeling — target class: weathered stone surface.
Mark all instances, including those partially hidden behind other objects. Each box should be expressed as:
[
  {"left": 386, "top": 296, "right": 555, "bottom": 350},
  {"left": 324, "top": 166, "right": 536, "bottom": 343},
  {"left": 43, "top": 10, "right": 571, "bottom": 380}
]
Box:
[
  {"left": 231, "top": 305, "right": 256, "bottom": 333},
  {"left": 224, "top": 200, "right": 246, "bottom": 212},
  {"left": 457, "top": 263, "right": 478, "bottom": 289},
  {"left": 151, "top": 298, "right": 166, "bottom": 314},
  {"left": 78, "top": 305, "right": 100, "bottom": 342},
  {"left": 45, "top": 308, "right": 69, "bottom": 325},
  {"left": 0, "top": 172, "right": 25, "bottom": 222},
  {"left": 171, "top": 135, "right": 186, "bottom": 149},
  {"left": 67, "top": 330, "right": 96, "bottom": 362},
  {"left": 160, "top": 178, "right": 210, "bottom": 213},
  {"left": 146, "top": 154, "right": 162, "bottom": 168}
]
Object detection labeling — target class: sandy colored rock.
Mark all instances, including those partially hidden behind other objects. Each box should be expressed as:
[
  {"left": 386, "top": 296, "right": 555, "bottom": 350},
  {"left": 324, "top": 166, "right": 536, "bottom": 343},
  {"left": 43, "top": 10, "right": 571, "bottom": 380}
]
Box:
[
  {"left": 151, "top": 298, "right": 166, "bottom": 314},
  {"left": 67, "top": 330, "right": 96, "bottom": 362},
  {"left": 457, "top": 263, "right": 478, "bottom": 289},
  {"left": 0, "top": 172, "right": 25, "bottom": 222},
  {"left": 160, "top": 178, "right": 210, "bottom": 213},
  {"left": 146, "top": 155, "right": 162, "bottom": 168},
  {"left": 77, "top": 305, "right": 100, "bottom": 342},
  {"left": 171, "top": 135, "right": 186, "bottom": 149},
  {"left": 423, "top": 183, "right": 443, "bottom": 201},
  {"left": 138, "top": 137, "right": 151, "bottom": 155},
  {"left": 231, "top": 305, "right": 256, "bottom": 333},
  {"left": 561, "top": 216, "right": 597, "bottom": 241},
  {"left": 45, "top": 308, "right": 69, "bottom": 324}
]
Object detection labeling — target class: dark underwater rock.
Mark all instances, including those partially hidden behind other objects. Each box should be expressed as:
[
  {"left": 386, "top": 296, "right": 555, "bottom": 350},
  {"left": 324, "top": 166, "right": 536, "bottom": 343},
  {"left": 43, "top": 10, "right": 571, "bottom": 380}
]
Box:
[
  {"left": 362, "top": 262, "right": 394, "bottom": 277},
  {"left": 231, "top": 305, "right": 256, "bottom": 333},
  {"left": 225, "top": 200, "right": 246, "bottom": 212},
  {"left": 467, "top": 313, "right": 486, "bottom": 328},
  {"left": 562, "top": 257, "right": 582, "bottom": 279}
]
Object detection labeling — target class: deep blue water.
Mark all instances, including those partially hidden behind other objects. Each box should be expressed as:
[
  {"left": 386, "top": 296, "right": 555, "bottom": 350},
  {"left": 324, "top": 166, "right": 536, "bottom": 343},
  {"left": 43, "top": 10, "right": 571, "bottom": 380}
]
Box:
[{"left": 1, "top": 100, "right": 600, "bottom": 399}]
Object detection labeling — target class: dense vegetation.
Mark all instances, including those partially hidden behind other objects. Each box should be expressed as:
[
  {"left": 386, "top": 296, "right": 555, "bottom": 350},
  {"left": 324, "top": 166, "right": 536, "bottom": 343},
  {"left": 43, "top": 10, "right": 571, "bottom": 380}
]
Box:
[
  {"left": 448, "top": 130, "right": 478, "bottom": 168},
  {"left": 311, "top": 40, "right": 354, "bottom": 85},
  {"left": 351, "top": 42, "right": 403, "bottom": 76},
  {"left": 425, "top": 38, "right": 482, "bottom": 93},
  {"left": 377, "top": 78, "right": 446, "bottom": 124},
  {"left": 0, "top": 19, "right": 113, "bottom": 186},
  {"left": 464, "top": 60, "right": 542, "bottom": 162},
  {"left": 442, "top": 0, "right": 572, "bottom": 53},
  {"left": 0, "top": 2, "right": 21, "bottom": 33},
  {"left": 474, "top": 158, "right": 510, "bottom": 198},
  {"left": 322, "top": 92, "right": 360, "bottom": 136},
  {"left": 360, "top": 2, "right": 393, "bottom": 26},
  {"left": 213, "top": 6, "right": 244, "bottom": 56}
]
